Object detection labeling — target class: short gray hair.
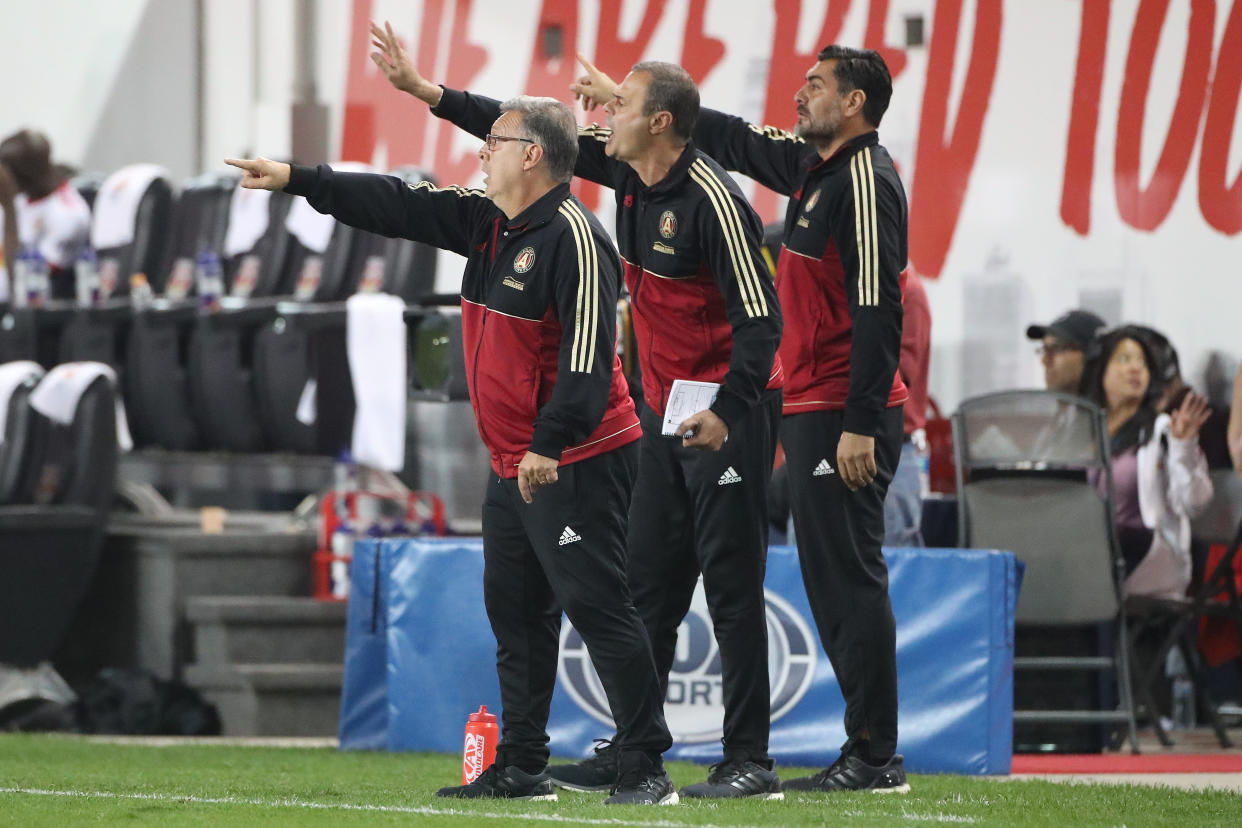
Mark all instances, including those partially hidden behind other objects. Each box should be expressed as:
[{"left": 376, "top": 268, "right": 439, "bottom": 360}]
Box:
[
  {"left": 631, "top": 61, "right": 699, "bottom": 142},
  {"left": 499, "top": 96, "right": 578, "bottom": 184}
]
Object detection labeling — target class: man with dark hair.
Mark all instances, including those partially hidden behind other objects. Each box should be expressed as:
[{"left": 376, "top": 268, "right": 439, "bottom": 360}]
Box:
[
  {"left": 370, "top": 22, "right": 784, "bottom": 801},
  {"left": 227, "top": 94, "right": 675, "bottom": 806},
  {"left": 0, "top": 129, "right": 90, "bottom": 301},
  {"left": 569, "top": 44, "right": 912, "bottom": 791},
  {"left": 1026, "top": 309, "right": 1107, "bottom": 394}
]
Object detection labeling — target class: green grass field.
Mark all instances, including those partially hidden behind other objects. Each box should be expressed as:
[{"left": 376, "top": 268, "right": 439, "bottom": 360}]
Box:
[{"left": 1, "top": 734, "right": 1239, "bottom": 826}]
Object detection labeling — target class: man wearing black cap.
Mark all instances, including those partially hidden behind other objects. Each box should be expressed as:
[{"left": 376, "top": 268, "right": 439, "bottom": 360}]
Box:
[{"left": 1026, "top": 310, "right": 1106, "bottom": 395}]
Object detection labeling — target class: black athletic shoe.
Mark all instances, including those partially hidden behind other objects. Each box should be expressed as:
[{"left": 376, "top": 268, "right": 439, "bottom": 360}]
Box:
[
  {"left": 782, "top": 753, "right": 910, "bottom": 793},
  {"left": 679, "top": 757, "right": 784, "bottom": 800},
  {"left": 546, "top": 739, "right": 619, "bottom": 792},
  {"left": 435, "top": 764, "right": 558, "bottom": 800},
  {"left": 603, "top": 751, "right": 679, "bottom": 805}
]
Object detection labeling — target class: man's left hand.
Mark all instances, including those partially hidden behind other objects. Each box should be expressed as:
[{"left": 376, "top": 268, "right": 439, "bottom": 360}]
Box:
[
  {"left": 517, "top": 451, "right": 560, "bottom": 504},
  {"left": 676, "top": 409, "right": 729, "bottom": 451},
  {"left": 837, "top": 431, "right": 877, "bottom": 491}
]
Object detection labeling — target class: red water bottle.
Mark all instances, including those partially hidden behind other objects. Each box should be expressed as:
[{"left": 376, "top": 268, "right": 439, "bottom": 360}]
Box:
[{"left": 461, "top": 705, "right": 498, "bottom": 783}]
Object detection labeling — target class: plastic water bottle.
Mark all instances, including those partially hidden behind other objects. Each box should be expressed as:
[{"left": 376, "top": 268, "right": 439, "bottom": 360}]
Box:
[
  {"left": 1166, "top": 648, "right": 1196, "bottom": 729},
  {"left": 195, "top": 250, "right": 224, "bottom": 309},
  {"left": 462, "top": 705, "right": 498, "bottom": 783},
  {"left": 25, "top": 249, "right": 49, "bottom": 308},
  {"left": 129, "top": 272, "right": 154, "bottom": 311},
  {"left": 11, "top": 248, "right": 30, "bottom": 308},
  {"left": 329, "top": 451, "right": 357, "bottom": 599},
  {"left": 75, "top": 246, "right": 100, "bottom": 307},
  {"left": 912, "top": 427, "right": 931, "bottom": 499}
]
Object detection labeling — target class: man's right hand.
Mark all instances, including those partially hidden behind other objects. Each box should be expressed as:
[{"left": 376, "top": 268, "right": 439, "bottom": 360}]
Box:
[
  {"left": 370, "top": 20, "right": 442, "bottom": 106},
  {"left": 223, "top": 157, "right": 291, "bottom": 191},
  {"left": 570, "top": 53, "right": 618, "bottom": 112}
]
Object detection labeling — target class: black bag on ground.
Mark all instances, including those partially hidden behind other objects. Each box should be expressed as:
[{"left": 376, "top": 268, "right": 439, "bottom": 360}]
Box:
[{"left": 74, "top": 668, "right": 221, "bottom": 735}]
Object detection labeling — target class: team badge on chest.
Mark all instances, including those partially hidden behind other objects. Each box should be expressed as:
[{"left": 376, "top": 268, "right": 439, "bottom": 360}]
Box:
[
  {"left": 513, "top": 246, "right": 536, "bottom": 273},
  {"left": 804, "top": 189, "right": 821, "bottom": 212},
  {"left": 659, "top": 210, "right": 678, "bottom": 239}
]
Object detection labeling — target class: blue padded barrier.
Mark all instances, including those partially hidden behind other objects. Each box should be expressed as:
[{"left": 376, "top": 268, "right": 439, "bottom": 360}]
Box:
[{"left": 339, "top": 540, "right": 1020, "bottom": 774}]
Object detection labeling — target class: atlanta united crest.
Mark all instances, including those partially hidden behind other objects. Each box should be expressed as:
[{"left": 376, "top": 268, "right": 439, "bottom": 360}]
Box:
[
  {"left": 804, "top": 188, "right": 821, "bottom": 212},
  {"left": 659, "top": 210, "right": 678, "bottom": 239},
  {"left": 513, "top": 246, "right": 536, "bottom": 273}
]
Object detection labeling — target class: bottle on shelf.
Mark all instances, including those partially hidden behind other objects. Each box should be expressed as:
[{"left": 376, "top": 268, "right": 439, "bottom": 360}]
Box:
[
  {"left": 75, "top": 246, "right": 100, "bottom": 307},
  {"left": 129, "top": 272, "right": 154, "bottom": 311},
  {"left": 195, "top": 249, "right": 225, "bottom": 310}
]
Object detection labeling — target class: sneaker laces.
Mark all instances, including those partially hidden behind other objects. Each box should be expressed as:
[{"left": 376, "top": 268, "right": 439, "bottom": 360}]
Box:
[
  {"left": 466, "top": 764, "right": 501, "bottom": 790},
  {"left": 590, "top": 738, "right": 616, "bottom": 759}
]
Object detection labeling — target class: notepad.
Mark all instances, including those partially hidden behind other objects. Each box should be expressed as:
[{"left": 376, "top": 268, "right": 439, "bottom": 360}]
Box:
[{"left": 661, "top": 379, "right": 721, "bottom": 437}]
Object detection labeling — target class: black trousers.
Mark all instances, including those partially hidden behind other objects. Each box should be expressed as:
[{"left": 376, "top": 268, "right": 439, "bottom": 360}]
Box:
[
  {"left": 627, "top": 390, "right": 781, "bottom": 761},
  {"left": 482, "top": 442, "right": 671, "bottom": 770},
  {"left": 781, "top": 406, "right": 903, "bottom": 759}
]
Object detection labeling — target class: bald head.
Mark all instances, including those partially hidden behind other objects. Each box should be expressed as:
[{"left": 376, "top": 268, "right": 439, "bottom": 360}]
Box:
[{"left": 0, "top": 129, "right": 54, "bottom": 195}]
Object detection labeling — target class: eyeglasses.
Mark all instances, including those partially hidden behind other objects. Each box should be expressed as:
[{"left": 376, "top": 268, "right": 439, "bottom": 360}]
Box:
[
  {"left": 1035, "top": 343, "right": 1080, "bottom": 358},
  {"left": 484, "top": 134, "right": 536, "bottom": 151}
]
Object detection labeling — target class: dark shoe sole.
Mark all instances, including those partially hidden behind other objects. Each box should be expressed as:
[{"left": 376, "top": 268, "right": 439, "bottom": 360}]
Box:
[
  {"left": 604, "top": 790, "right": 680, "bottom": 805},
  {"left": 548, "top": 779, "right": 612, "bottom": 793}
]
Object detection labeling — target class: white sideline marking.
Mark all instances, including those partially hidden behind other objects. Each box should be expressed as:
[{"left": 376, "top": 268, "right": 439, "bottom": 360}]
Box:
[
  {"left": 0, "top": 787, "right": 756, "bottom": 827},
  {"left": 842, "top": 810, "right": 977, "bottom": 824}
]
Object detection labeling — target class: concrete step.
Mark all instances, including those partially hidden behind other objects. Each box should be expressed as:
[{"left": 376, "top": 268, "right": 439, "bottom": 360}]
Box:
[
  {"left": 57, "top": 513, "right": 318, "bottom": 683},
  {"left": 186, "top": 596, "right": 346, "bottom": 667},
  {"left": 184, "top": 662, "right": 343, "bottom": 737}
]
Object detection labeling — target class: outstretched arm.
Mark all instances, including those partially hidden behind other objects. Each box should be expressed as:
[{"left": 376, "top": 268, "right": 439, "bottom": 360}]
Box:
[
  {"left": 225, "top": 156, "right": 486, "bottom": 256},
  {"left": 369, "top": 20, "right": 443, "bottom": 107}
]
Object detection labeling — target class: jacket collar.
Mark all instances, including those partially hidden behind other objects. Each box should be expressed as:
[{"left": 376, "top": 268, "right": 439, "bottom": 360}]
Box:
[
  {"left": 643, "top": 142, "right": 699, "bottom": 195},
  {"left": 805, "top": 130, "right": 880, "bottom": 174},
  {"left": 505, "top": 182, "right": 573, "bottom": 232}
]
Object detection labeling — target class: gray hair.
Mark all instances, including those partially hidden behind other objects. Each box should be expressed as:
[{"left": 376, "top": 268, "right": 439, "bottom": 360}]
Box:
[
  {"left": 631, "top": 61, "right": 699, "bottom": 142},
  {"left": 499, "top": 96, "right": 578, "bottom": 184}
]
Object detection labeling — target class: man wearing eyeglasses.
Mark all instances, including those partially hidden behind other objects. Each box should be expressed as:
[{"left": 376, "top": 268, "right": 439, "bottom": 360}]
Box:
[
  {"left": 368, "top": 23, "right": 783, "bottom": 801},
  {"left": 1026, "top": 309, "right": 1107, "bottom": 394},
  {"left": 226, "top": 95, "right": 674, "bottom": 806}
]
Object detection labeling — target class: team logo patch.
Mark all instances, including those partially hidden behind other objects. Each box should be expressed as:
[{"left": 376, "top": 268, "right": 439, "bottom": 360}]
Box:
[
  {"left": 513, "top": 246, "right": 536, "bottom": 274},
  {"left": 659, "top": 210, "right": 678, "bottom": 239},
  {"left": 558, "top": 581, "right": 817, "bottom": 742},
  {"left": 804, "top": 188, "right": 821, "bottom": 212}
]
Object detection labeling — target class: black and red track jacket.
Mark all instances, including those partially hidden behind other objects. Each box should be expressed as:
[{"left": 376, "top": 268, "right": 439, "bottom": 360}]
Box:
[
  {"left": 284, "top": 164, "right": 639, "bottom": 477},
  {"left": 693, "top": 111, "right": 908, "bottom": 437},
  {"left": 432, "top": 89, "right": 782, "bottom": 431}
]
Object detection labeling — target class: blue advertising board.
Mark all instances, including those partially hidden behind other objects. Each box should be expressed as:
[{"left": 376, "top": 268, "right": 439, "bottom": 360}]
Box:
[{"left": 340, "top": 538, "right": 1019, "bottom": 774}]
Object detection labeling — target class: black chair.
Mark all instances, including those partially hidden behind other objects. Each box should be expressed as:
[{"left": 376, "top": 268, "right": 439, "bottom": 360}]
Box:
[
  {"left": 1126, "top": 470, "right": 1242, "bottom": 747},
  {"left": 184, "top": 187, "right": 298, "bottom": 451},
  {"left": 953, "top": 389, "right": 1141, "bottom": 753},
  {"left": 0, "top": 371, "right": 119, "bottom": 670},
  {"left": 124, "top": 174, "right": 237, "bottom": 450},
  {"left": 248, "top": 167, "right": 440, "bottom": 455},
  {"left": 56, "top": 165, "right": 178, "bottom": 415},
  {"left": 0, "top": 364, "right": 44, "bottom": 505}
]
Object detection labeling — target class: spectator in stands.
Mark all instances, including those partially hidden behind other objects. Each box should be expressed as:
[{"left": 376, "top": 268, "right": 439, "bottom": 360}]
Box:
[
  {"left": 883, "top": 270, "right": 930, "bottom": 547},
  {"left": 1026, "top": 309, "right": 1106, "bottom": 394},
  {"left": 1134, "top": 326, "right": 1234, "bottom": 470},
  {"left": 0, "top": 129, "right": 91, "bottom": 300},
  {"left": 1081, "top": 326, "right": 1213, "bottom": 598}
]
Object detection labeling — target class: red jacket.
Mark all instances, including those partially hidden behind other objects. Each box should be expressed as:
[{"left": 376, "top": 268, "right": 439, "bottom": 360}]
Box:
[
  {"left": 286, "top": 166, "right": 639, "bottom": 477},
  {"left": 694, "top": 115, "right": 908, "bottom": 435}
]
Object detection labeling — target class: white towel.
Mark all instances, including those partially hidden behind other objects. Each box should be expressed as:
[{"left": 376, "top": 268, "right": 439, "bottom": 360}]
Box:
[
  {"left": 347, "top": 293, "right": 406, "bottom": 471},
  {"left": 223, "top": 185, "right": 271, "bottom": 257},
  {"left": 90, "top": 164, "right": 170, "bottom": 250},
  {"left": 283, "top": 161, "right": 371, "bottom": 254},
  {"left": 0, "top": 361, "right": 45, "bottom": 441},
  {"left": 29, "top": 362, "right": 134, "bottom": 451}
]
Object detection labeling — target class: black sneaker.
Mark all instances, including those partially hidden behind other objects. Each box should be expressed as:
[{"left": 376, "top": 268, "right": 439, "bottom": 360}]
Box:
[
  {"left": 603, "top": 751, "right": 679, "bottom": 805},
  {"left": 546, "top": 739, "right": 618, "bottom": 792},
  {"left": 782, "top": 753, "right": 910, "bottom": 794},
  {"left": 679, "top": 757, "right": 784, "bottom": 800},
  {"left": 435, "top": 764, "right": 558, "bottom": 800}
]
